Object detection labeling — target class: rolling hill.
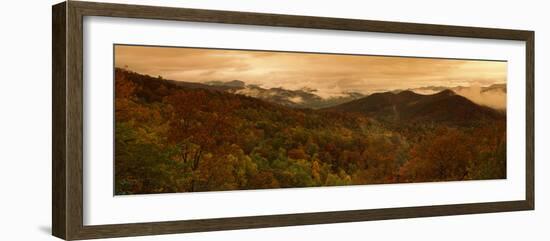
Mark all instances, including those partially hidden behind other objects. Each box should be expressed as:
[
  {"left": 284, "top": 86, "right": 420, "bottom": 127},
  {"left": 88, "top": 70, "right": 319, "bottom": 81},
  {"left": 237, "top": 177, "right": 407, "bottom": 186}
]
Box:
[
  {"left": 326, "top": 89, "right": 504, "bottom": 125},
  {"left": 115, "top": 68, "right": 507, "bottom": 194},
  {"left": 168, "top": 78, "right": 365, "bottom": 109}
]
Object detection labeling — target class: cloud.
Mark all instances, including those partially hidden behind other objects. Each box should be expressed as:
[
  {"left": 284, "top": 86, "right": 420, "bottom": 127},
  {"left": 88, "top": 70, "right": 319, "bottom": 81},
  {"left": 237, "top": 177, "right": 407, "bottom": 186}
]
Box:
[
  {"left": 453, "top": 85, "right": 507, "bottom": 110},
  {"left": 115, "top": 45, "right": 507, "bottom": 102}
]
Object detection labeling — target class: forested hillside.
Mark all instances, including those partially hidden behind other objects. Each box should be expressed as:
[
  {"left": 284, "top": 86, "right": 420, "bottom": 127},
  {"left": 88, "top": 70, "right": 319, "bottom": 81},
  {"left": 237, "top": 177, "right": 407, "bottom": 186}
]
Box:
[
  {"left": 328, "top": 90, "right": 504, "bottom": 125},
  {"left": 114, "top": 68, "right": 506, "bottom": 195}
]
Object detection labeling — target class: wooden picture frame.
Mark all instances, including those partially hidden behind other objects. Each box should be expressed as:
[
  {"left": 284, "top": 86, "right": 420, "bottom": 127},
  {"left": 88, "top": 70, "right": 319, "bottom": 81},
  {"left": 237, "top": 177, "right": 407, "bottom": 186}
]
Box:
[{"left": 52, "top": 1, "right": 534, "bottom": 240}]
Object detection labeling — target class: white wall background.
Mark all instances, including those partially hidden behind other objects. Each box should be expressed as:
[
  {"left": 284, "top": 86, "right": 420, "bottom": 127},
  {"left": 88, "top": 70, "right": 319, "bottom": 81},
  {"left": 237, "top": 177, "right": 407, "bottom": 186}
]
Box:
[{"left": 0, "top": 0, "right": 547, "bottom": 240}]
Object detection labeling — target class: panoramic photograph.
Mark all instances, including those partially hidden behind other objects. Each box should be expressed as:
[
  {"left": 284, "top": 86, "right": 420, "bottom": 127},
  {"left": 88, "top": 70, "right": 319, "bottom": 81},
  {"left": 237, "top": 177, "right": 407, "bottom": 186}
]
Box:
[{"left": 114, "top": 44, "right": 507, "bottom": 195}]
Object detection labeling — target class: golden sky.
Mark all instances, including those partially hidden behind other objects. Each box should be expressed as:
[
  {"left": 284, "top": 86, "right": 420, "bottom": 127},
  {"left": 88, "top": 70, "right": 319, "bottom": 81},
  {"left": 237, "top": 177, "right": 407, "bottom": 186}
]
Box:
[{"left": 115, "top": 45, "right": 507, "bottom": 98}]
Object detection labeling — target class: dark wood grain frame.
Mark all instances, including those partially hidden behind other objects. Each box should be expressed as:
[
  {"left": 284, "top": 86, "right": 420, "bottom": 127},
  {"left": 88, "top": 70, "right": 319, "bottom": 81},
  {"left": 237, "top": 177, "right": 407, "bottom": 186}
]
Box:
[{"left": 52, "top": 1, "right": 535, "bottom": 240}]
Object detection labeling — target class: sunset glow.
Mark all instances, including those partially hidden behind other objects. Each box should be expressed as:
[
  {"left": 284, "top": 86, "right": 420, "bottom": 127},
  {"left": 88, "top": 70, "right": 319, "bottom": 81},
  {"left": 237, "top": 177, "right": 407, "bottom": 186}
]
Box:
[{"left": 115, "top": 45, "right": 507, "bottom": 99}]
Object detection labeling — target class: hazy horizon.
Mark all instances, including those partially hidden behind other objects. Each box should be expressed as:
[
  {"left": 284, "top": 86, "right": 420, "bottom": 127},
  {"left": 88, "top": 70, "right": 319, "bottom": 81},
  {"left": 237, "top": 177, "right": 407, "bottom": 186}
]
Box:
[{"left": 115, "top": 44, "right": 507, "bottom": 108}]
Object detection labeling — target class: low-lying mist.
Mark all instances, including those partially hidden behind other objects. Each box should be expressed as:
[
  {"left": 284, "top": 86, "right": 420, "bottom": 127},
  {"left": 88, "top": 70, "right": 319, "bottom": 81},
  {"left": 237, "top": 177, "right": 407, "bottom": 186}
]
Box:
[
  {"left": 411, "top": 85, "right": 506, "bottom": 110},
  {"left": 454, "top": 86, "right": 506, "bottom": 110}
]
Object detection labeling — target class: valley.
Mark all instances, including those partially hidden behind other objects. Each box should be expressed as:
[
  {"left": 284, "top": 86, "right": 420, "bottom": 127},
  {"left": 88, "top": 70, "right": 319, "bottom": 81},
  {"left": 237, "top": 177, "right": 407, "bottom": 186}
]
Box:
[{"left": 114, "top": 68, "right": 507, "bottom": 194}]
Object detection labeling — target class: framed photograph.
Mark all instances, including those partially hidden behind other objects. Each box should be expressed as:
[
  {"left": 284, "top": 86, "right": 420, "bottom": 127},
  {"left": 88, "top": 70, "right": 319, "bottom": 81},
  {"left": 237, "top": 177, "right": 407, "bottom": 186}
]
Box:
[{"left": 52, "top": 1, "right": 534, "bottom": 240}]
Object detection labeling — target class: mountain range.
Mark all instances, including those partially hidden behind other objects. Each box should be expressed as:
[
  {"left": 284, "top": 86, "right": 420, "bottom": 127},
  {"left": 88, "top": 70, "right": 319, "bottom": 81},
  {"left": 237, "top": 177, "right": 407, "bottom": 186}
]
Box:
[
  {"left": 162, "top": 77, "right": 506, "bottom": 126},
  {"left": 169, "top": 79, "right": 366, "bottom": 109},
  {"left": 407, "top": 84, "right": 506, "bottom": 95},
  {"left": 185, "top": 79, "right": 506, "bottom": 111}
]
